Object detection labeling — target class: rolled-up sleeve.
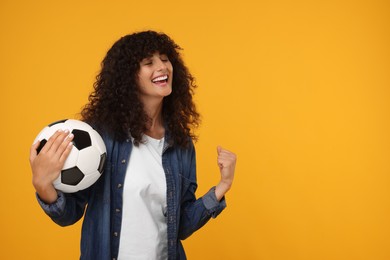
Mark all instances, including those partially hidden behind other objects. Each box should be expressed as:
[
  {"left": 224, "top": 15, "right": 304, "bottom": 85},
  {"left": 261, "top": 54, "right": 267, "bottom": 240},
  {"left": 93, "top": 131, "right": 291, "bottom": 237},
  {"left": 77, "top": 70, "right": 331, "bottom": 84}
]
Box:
[
  {"left": 36, "top": 191, "right": 66, "bottom": 218},
  {"left": 201, "top": 186, "right": 227, "bottom": 218}
]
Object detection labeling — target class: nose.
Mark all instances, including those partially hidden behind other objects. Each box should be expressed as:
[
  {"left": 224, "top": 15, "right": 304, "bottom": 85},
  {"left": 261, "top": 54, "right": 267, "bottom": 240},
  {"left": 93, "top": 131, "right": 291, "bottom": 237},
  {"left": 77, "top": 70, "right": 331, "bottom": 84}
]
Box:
[{"left": 156, "top": 59, "right": 168, "bottom": 71}]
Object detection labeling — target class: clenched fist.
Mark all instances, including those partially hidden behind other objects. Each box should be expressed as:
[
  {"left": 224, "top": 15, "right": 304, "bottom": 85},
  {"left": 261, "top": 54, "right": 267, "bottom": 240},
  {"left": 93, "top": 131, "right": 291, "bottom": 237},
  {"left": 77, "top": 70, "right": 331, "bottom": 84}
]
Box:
[{"left": 215, "top": 146, "right": 237, "bottom": 201}]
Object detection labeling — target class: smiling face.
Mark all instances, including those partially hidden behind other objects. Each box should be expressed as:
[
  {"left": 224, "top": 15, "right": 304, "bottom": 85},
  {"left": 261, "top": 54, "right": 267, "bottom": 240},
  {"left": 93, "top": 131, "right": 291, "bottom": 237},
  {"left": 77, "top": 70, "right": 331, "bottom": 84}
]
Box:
[{"left": 137, "top": 52, "right": 173, "bottom": 104}]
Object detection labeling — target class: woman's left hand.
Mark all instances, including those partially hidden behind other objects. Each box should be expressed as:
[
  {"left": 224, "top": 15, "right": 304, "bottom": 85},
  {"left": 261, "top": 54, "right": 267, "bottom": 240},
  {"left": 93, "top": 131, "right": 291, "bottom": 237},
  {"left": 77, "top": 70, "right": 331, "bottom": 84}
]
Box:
[{"left": 215, "top": 146, "right": 237, "bottom": 201}]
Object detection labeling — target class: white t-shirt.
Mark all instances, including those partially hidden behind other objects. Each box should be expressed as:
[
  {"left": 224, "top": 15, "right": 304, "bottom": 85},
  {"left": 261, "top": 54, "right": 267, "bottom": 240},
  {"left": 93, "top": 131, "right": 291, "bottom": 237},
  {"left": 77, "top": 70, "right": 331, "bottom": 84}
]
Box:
[{"left": 118, "top": 135, "right": 168, "bottom": 260}]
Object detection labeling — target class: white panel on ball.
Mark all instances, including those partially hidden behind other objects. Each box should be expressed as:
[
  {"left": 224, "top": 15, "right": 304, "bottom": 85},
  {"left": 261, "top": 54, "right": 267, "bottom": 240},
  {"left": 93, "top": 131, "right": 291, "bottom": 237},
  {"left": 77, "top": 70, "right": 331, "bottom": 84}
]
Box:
[
  {"left": 77, "top": 147, "right": 101, "bottom": 174},
  {"left": 62, "top": 147, "right": 79, "bottom": 170}
]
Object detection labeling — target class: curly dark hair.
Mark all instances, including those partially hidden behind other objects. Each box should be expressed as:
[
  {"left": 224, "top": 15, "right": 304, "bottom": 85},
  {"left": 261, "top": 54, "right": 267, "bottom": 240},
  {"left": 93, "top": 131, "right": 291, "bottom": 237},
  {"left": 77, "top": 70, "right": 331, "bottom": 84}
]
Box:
[{"left": 80, "top": 31, "right": 200, "bottom": 147}]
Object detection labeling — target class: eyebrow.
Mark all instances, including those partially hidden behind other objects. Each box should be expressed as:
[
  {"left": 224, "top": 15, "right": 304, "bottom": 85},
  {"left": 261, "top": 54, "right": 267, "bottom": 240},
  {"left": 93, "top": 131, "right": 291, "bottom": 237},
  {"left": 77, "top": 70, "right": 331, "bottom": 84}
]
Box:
[
  {"left": 140, "top": 56, "right": 152, "bottom": 63},
  {"left": 141, "top": 53, "right": 168, "bottom": 61}
]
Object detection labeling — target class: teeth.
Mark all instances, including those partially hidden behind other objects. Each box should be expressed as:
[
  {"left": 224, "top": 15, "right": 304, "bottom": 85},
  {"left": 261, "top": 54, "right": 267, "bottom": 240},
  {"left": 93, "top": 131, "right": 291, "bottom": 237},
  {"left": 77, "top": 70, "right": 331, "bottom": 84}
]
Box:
[{"left": 152, "top": 75, "right": 168, "bottom": 82}]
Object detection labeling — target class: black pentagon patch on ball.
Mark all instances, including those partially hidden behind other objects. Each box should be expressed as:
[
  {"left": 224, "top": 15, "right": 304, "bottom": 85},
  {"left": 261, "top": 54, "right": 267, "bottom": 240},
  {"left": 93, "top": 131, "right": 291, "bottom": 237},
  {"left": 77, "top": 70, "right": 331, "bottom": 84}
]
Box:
[
  {"left": 36, "top": 139, "right": 47, "bottom": 154},
  {"left": 71, "top": 129, "right": 91, "bottom": 150},
  {"left": 98, "top": 153, "right": 107, "bottom": 173},
  {"left": 61, "top": 167, "right": 84, "bottom": 186},
  {"left": 48, "top": 119, "right": 67, "bottom": 127}
]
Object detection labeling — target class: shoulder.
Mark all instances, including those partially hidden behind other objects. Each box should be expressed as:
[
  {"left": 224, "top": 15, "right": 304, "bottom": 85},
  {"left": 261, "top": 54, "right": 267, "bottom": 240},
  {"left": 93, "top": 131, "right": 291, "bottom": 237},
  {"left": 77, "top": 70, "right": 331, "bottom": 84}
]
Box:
[
  {"left": 170, "top": 138, "right": 196, "bottom": 168},
  {"left": 170, "top": 137, "right": 195, "bottom": 155}
]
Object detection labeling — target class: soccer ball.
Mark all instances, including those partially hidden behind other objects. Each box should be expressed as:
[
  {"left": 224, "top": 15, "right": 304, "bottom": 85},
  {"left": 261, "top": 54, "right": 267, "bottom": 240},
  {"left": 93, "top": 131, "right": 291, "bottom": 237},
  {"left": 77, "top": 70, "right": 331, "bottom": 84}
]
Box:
[{"left": 34, "top": 119, "right": 107, "bottom": 193}]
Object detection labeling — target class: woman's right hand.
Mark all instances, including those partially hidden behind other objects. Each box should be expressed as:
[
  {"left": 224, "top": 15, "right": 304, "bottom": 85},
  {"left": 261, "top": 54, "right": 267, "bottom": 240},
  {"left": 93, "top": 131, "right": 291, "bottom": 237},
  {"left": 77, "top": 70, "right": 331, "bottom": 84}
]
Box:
[{"left": 29, "top": 129, "right": 74, "bottom": 204}]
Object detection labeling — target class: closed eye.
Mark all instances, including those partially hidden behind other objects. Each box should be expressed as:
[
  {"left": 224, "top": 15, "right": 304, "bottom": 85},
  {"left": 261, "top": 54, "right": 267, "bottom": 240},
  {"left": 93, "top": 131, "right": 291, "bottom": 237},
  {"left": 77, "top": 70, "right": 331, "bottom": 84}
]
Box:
[
  {"left": 141, "top": 57, "right": 153, "bottom": 65},
  {"left": 160, "top": 54, "right": 169, "bottom": 62}
]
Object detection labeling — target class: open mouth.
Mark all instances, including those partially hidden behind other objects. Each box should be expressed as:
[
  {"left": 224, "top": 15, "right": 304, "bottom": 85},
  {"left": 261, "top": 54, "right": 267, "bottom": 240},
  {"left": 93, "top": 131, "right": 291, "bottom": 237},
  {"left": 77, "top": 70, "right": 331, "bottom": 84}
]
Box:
[{"left": 152, "top": 75, "right": 169, "bottom": 84}]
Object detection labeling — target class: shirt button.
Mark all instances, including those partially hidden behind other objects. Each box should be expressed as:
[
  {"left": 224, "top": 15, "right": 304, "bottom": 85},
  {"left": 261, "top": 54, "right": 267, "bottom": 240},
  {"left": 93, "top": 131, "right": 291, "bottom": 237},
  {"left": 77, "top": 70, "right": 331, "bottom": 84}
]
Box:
[
  {"left": 121, "top": 159, "right": 126, "bottom": 164},
  {"left": 117, "top": 183, "right": 122, "bottom": 188},
  {"left": 113, "top": 232, "right": 118, "bottom": 237},
  {"left": 115, "top": 208, "right": 120, "bottom": 213}
]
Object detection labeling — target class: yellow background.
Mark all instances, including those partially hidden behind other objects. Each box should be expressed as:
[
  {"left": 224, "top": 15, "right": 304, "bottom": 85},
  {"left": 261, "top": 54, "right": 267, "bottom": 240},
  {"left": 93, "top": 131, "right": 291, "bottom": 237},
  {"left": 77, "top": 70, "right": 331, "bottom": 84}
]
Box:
[{"left": 1, "top": 0, "right": 389, "bottom": 259}]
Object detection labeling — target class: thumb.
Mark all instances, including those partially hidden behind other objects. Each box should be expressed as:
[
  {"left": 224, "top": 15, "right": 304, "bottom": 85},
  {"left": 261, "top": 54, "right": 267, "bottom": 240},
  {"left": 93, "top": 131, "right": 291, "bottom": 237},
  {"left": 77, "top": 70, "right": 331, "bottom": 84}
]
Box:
[{"left": 217, "top": 145, "right": 222, "bottom": 154}]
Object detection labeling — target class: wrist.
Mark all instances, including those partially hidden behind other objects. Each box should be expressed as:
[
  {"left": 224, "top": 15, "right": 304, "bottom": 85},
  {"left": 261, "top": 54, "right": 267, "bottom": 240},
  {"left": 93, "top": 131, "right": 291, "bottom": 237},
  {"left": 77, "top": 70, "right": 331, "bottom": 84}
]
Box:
[
  {"left": 219, "top": 179, "right": 233, "bottom": 190},
  {"left": 215, "top": 181, "right": 232, "bottom": 201},
  {"left": 33, "top": 181, "right": 58, "bottom": 204},
  {"left": 32, "top": 177, "right": 51, "bottom": 193}
]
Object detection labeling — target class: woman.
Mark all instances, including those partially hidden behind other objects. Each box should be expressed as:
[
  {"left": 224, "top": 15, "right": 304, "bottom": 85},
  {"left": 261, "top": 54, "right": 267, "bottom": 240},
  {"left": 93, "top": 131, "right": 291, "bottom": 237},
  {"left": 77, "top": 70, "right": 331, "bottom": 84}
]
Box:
[{"left": 30, "top": 30, "right": 236, "bottom": 260}]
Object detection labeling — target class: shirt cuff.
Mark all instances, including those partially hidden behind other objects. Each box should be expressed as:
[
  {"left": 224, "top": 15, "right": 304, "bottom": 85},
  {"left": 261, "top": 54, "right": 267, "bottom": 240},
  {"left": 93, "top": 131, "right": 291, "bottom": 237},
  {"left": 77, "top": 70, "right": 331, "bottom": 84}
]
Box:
[
  {"left": 36, "top": 191, "right": 66, "bottom": 218},
  {"left": 201, "top": 186, "right": 227, "bottom": 218}
]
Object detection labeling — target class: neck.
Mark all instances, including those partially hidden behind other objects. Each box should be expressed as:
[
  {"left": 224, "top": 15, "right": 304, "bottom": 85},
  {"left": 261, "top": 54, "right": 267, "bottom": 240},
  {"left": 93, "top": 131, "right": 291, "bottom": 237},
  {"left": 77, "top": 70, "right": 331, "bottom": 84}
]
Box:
[{"left": 142, "top": 98, "right": 165, "bottom": 139}]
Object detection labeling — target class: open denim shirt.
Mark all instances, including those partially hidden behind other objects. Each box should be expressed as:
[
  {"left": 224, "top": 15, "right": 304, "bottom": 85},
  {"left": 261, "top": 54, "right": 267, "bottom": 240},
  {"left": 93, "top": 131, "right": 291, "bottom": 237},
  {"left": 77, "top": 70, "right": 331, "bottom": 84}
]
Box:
[{"left": 37, "top": 131, "right": 226, "bottom": 260}]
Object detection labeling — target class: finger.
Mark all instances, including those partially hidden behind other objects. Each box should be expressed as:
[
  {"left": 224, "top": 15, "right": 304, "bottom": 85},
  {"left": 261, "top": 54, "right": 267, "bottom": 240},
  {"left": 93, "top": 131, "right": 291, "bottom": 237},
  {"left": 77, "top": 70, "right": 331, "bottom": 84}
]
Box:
[
  {"left": 219, "top": 154, "right": 237, "bottom": 163},
  {"left": 217, "top": 146, "right": 234, "bottom": 167},
  {"left": 218, "top": 163, "right": 224, "bottom": 170},
  {"left": 56, "top": 133, "right": 74, "bottom": 156},
  {"left": 52, "top": 130, "right": 70, "bottom": 153},
  {"left": 218, "top": 153, "right": 237, "bottom": 166},
  {"left": 218, "top": 147, "right": 237, "bottom": 159},
  {"left": 29, "top": 140, "right": 40, "bottom": 163},
  {"left": 218, "top": 150, "right": 235, "bottom": 160},
  {"left": 39, "top": 130, "right": 64, "bottom": 154},
  {"left": 218, "top": 148, "right": 235, "bottom": 156},
  {"left": 48, "top": 130, "right": 70, "bottom": 154},
  {"left": 217, "top": 156, "right": 226, "bottom": 169},
  {"left": 218, "top": 157, "right": 232, "bottom": 167},
  {"left": 59, "top": 139, "right": 74, "bottom": 163}
]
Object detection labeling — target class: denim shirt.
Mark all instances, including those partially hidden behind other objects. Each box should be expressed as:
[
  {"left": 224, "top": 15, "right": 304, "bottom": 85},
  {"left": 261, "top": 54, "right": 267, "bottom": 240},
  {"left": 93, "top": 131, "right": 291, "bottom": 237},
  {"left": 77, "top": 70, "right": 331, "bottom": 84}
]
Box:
[{"left": 37, "top": 131, "right": 226, "bottom": 260}]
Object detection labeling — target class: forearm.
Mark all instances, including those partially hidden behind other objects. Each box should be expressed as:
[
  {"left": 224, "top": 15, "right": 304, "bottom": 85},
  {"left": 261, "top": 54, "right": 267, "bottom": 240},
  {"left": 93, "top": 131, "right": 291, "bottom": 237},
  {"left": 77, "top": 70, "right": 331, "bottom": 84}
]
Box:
[
  {"left": 215, "top": 180, "right": 232, "bottom": 201},
  {"left": 179, "top": 187, "right": 227, "bottom": 240},
  {"left": 36, "top": 189, "right": 89, "bottom": 227}
]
